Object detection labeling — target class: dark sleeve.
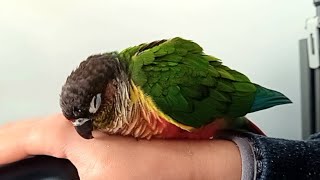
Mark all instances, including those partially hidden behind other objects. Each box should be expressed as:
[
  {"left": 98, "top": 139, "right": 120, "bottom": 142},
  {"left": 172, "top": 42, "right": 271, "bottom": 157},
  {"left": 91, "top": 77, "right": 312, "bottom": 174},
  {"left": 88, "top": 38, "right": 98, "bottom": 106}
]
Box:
[{"left": 219, "top": 132, "right": 320, "bottom": 180}]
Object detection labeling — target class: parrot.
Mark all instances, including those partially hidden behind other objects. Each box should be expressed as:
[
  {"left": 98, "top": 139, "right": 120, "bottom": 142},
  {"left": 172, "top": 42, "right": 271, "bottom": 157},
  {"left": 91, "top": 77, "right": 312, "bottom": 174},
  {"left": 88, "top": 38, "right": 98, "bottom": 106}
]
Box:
[{"left": 59, "top": 37, "right": 291, "bottom": 140}]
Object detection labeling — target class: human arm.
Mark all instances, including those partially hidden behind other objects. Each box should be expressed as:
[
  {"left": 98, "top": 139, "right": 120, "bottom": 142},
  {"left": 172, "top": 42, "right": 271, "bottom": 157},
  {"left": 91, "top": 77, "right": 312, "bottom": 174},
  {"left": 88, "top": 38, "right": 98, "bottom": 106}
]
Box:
[{"left": 0, "top": 114, "right": 241, "bottom": 180}]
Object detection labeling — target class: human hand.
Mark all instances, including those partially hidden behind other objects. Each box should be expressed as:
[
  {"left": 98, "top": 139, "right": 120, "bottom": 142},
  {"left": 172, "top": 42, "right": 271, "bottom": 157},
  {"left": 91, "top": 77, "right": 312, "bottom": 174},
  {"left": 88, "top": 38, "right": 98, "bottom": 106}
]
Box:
[{"left": 0, "top": 114, "right": 241, "bottom": 180}]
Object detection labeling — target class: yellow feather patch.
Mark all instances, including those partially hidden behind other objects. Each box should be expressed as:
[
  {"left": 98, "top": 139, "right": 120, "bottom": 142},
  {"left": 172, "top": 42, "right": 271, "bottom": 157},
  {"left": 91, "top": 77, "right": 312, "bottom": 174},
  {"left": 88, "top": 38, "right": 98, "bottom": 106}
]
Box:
[{"left": 130, "top": 81, "right": 194, "bottom": 131}]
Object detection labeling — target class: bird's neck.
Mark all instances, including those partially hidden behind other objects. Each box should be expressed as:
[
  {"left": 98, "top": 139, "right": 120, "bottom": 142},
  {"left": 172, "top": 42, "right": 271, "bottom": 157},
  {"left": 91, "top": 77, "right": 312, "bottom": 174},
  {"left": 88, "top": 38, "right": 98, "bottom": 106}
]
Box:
[{"left": 94, "top": 77, "right": 167, "bottom": 139}]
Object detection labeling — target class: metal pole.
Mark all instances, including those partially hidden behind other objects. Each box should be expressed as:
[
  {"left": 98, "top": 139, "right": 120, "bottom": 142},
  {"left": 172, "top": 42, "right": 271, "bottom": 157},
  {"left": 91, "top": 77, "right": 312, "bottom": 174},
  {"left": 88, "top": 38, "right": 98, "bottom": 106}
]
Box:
[{"left": 300, "top": 39, "right": 315, "bottom": 139}]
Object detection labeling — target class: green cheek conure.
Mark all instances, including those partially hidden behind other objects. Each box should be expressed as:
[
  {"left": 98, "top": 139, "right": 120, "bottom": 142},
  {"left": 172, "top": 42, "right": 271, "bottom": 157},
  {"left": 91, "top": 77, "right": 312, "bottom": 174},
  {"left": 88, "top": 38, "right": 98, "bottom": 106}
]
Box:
[{"left": 59, "top": 37, "right": 291, "bottom": 139}]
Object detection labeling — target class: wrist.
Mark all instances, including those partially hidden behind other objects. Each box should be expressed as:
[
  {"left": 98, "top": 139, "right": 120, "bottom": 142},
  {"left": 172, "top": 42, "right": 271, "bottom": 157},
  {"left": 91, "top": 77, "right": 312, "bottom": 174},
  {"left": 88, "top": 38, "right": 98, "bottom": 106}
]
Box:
[{"left": 191, "top": 140, "right": 241, "bottom": 180}]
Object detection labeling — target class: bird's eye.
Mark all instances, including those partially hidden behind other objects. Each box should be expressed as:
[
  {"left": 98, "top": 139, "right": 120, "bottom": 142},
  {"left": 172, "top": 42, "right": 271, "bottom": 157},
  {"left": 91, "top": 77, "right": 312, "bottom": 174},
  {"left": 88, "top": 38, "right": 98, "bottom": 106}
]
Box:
[
  {"left": 89, "top": 93, "right": 102, "bottom": 114},
  {"left": 72, "top": 106, "right": 82, "bottom": 117}
]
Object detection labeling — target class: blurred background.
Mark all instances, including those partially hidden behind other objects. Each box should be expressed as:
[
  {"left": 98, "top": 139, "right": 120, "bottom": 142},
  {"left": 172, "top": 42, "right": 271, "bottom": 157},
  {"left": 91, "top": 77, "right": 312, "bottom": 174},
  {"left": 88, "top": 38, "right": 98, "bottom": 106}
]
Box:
[{"left": 0, "top": 0, "right": 314, "bottom": 139}]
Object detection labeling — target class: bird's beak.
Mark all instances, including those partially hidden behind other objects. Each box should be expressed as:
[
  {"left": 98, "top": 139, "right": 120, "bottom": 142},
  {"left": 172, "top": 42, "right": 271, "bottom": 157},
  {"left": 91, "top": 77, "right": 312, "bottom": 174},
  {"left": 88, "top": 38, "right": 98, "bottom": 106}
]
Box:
[{"left": 72, "top": 118, "right": 93, "bottom": 139}]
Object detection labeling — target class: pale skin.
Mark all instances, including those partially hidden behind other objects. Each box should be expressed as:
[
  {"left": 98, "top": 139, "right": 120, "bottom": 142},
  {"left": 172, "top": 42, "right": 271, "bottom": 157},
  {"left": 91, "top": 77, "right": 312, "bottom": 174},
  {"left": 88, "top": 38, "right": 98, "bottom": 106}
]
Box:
[{"left": 0, "top": 114, "right": 241, "bottom": 180}]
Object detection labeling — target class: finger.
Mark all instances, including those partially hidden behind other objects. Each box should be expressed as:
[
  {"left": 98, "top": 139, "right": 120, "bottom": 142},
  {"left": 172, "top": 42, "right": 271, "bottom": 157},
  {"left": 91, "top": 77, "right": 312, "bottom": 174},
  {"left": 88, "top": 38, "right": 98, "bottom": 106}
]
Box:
[
  {"left": 0, "top": 118, "right": 37, "bottom": 164},
  {"left": 0, "top": 114, "right": 70, "bottom": 164}
]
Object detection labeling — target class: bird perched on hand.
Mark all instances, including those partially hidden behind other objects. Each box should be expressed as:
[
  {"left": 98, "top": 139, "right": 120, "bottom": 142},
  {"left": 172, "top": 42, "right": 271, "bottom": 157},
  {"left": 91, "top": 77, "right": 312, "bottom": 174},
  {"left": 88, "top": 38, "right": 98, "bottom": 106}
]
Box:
[{"left": 60, "top": 37, "right": 291, "bottom": 140}]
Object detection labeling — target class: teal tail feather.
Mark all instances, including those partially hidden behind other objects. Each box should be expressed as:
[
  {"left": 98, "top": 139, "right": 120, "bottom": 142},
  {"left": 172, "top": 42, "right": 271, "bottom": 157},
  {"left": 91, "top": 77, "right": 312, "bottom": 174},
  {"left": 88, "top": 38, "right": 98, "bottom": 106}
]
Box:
[{"left": 250, "top": 85, "right": 292, "bottom": 112}]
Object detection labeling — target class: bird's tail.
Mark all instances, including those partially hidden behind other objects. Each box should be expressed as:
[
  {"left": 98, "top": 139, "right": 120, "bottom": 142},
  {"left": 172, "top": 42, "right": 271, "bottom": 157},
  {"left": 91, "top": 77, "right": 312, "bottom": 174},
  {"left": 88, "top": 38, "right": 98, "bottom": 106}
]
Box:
[{"left": 250, "top": 84, "right": 292, "bottom": 113}]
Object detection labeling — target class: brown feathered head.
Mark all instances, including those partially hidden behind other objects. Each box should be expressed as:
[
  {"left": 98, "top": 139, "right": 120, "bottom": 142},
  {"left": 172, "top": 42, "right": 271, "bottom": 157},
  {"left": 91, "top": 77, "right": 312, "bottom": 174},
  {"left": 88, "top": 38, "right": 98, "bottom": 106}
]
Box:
[{"left": 60, "top": 52, "right": 121, "bottom": 139}]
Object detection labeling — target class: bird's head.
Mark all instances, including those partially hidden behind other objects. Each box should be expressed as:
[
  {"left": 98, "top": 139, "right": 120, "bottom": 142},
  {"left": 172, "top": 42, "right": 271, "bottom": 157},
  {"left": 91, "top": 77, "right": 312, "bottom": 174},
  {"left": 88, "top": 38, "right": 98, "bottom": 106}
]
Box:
[{"left": 60, "top": 52, "right": 122, "bottom": 139}]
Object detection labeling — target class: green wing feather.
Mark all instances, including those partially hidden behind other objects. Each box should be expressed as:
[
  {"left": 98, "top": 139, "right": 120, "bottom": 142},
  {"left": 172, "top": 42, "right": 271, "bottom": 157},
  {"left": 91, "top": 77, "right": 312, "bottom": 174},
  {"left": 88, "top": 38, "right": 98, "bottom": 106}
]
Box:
[{"left": 118, "top": 37, "right": 284, "bottom": 128}]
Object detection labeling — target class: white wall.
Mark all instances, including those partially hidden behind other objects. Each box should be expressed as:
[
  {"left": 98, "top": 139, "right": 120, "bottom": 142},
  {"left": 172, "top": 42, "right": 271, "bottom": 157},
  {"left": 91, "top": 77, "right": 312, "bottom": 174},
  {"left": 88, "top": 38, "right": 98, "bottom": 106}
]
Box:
[{"left": 0, "top": 0, "right": 314, "bottom": 139}]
